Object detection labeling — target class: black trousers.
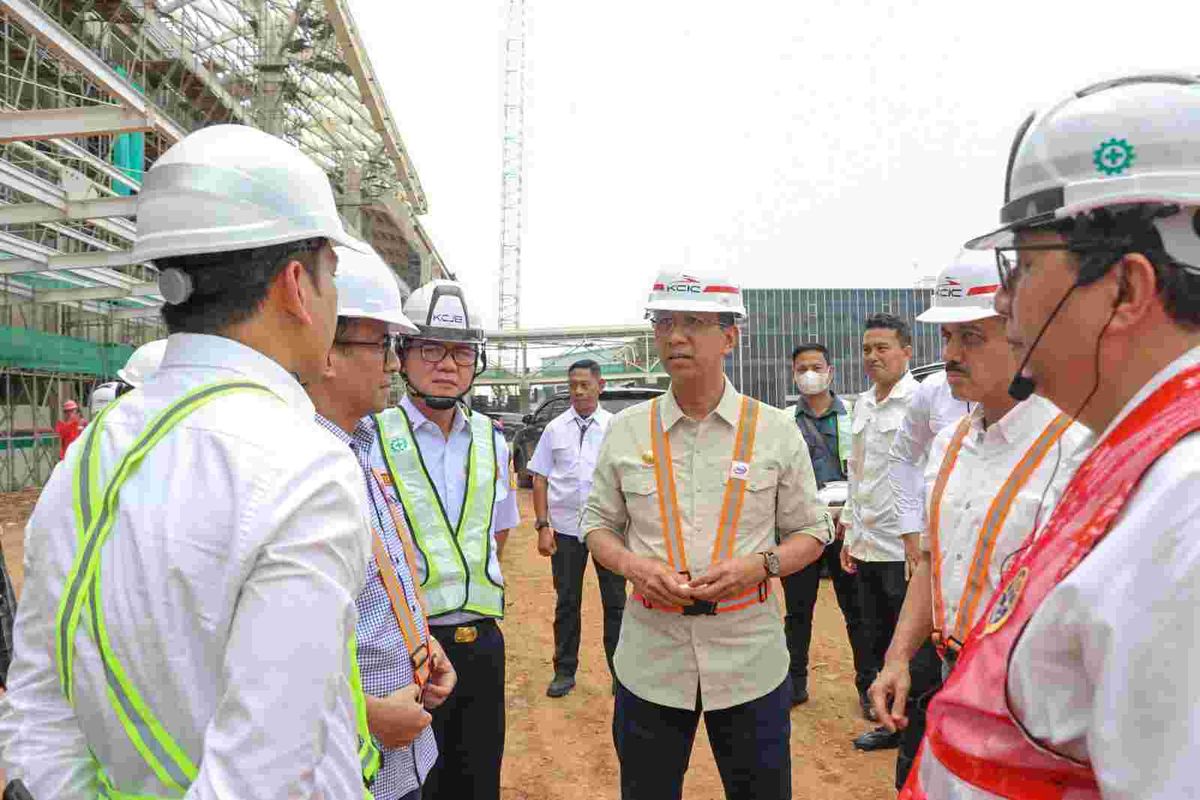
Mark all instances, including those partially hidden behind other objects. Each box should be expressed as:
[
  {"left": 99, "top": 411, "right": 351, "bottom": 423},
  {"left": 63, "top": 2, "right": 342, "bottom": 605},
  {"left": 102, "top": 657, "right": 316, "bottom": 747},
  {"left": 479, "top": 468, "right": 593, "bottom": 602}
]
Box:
[
  {"left": 895, "top": 639, "right": 943, "bottom": 789},
  {"left": 423, "top": 619, "right": 505, "bottom": 800},
  {"left": 855, "top": 560, "right": 909, "bottom": 683},
  {"left": 550, "top": 533, "right": 626, "bottom": 679},
  {"left": 612, "top": 679, "right": 792, "bottom": 800},
  {"left": 781, "top": 538, "right": 872, "bottom": 694}
]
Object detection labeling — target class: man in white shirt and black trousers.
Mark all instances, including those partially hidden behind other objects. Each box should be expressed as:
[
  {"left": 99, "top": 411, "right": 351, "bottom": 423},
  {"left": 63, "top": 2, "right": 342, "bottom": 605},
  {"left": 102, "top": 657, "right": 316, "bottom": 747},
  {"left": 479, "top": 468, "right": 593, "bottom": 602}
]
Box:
[
  {"left": 531, "top": 359, "right": 625, "bottom": 698},
  {"left": 840, "top": 312, "right": 919, "bottom": 753}
]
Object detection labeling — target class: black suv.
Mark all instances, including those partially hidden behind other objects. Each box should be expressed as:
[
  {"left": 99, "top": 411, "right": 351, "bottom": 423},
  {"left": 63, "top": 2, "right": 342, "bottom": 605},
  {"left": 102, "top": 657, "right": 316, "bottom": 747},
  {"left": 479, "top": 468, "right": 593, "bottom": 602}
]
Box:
[{"left": 511, "top": 386, "right": 665, "bottom": 488}]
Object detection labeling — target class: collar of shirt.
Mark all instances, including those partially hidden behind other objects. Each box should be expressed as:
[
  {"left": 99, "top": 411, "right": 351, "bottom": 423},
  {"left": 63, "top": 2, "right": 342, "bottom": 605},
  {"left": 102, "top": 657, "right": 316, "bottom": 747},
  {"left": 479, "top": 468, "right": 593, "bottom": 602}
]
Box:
[
  {"left": 661, "top": 377, "right": 741, "bottom": 431},
  {"left": 971, "top": 394, "right": 1054, "bottom": 448},
  {"left": 861, "top": 370, "right": 918, "bottom": 409},
  {"left": 1096, "top": 344, "right": 1200, "bottom": 443},
  {"left": 158, "top": 333, "right": 314, "bottom": 416},
  {"left": 798, "top": 393, "right": 847, "bottom": 420},
  {"left": 400, "top": 394, "right": 468, "bottom": 436}
]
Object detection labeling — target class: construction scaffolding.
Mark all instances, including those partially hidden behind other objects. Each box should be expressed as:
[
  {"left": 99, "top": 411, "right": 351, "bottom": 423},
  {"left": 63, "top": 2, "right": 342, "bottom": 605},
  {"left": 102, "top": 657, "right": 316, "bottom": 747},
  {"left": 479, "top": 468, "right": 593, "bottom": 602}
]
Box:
[{"left": 0, "top": 0, "right": 448, "bottom": 488}]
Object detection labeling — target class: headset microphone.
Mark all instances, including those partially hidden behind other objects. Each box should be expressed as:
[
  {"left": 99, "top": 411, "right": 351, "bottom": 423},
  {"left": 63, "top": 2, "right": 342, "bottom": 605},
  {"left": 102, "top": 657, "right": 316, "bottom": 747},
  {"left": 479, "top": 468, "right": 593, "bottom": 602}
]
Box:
[{"left": 1007, "top": 283, "right": 1081, "bottom": 401}]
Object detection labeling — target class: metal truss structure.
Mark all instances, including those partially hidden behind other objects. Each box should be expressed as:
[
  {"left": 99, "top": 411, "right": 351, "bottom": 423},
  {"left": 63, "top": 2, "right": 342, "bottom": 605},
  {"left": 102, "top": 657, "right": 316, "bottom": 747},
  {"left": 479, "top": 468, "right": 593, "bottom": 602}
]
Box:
[
  {"left": 0, "top": 0, "right": 449, "bottom": 487},
  {"left": 494, "top": 0, "right": 524, "bottom": 377}
]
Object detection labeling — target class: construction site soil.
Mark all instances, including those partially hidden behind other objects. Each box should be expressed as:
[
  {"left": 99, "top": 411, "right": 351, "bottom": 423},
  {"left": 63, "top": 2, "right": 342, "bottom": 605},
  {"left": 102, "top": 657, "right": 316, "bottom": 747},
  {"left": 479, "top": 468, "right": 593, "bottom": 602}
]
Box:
[{"left": 0, "top": 487, "right": 894, "bottom": 799}]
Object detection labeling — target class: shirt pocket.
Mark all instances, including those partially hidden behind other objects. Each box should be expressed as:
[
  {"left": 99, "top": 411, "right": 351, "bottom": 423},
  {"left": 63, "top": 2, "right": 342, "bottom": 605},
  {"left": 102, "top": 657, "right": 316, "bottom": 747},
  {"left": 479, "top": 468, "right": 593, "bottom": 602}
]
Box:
[
  {"left": 735, "top": 465, "right": 779, "bottom": 544},
  {"left": 619, "top": 466, "right": 660, "bottom": 531},
  {"left": 867, "top": 407, "right": 904, "bottom": 459}
]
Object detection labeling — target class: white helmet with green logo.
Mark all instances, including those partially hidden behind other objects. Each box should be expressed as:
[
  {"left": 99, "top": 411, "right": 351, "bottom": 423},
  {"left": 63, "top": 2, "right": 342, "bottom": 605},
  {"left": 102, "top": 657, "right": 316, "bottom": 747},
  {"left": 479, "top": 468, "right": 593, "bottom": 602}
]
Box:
[{"left": 966, "top": 73, "right": 1200, "bottom": 271}]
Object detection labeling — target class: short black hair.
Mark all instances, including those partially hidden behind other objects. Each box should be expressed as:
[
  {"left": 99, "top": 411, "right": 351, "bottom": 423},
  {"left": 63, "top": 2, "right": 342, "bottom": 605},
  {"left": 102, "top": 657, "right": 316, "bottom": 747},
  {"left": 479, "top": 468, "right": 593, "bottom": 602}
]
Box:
[
  {"left": 864, "top": 312, "right": 912, "bottom": 347},
  {"left": 790, "top": 342, "right": 830, "bottom": 365},
  {"left": 1056, "top": 206, "right": 1200, "bottom": 329},
  {"left": 567, "top": 359, "right": 602, "bottom": 379},
  {"left": 159, "top": 238, "right": 326, "bottom": 335}
]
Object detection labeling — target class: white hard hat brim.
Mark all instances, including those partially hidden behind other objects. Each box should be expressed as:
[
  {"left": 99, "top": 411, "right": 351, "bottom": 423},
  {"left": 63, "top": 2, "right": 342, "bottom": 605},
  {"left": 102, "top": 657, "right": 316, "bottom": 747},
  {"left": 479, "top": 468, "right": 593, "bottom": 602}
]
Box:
[
  {"left": 916, "top": 305, "right": 1000, "bottom": 324},
  {"left": 644, "top": 297, "right": 747, "bottom": 319}
]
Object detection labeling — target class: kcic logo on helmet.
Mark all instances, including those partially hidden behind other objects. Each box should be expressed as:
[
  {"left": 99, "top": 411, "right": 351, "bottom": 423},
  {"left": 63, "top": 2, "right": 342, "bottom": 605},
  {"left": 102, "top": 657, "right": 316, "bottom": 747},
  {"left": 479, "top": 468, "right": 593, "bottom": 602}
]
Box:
[
  {"left": 656, "top": 275, "right": 705, "bottom": 294},
  {"left": 936, "top": 278, "right": 963, "bottom": 299}
]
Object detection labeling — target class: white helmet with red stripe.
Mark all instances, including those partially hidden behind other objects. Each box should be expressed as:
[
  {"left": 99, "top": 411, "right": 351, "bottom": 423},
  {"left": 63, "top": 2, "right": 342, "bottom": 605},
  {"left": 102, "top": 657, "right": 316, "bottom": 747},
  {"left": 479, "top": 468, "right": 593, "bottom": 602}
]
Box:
[
  {"left": 916, "top": 251, "right": 1001, "bottom": 323},
  {"left": 644, "top": 270, "right": 747, "bottom": 320}
]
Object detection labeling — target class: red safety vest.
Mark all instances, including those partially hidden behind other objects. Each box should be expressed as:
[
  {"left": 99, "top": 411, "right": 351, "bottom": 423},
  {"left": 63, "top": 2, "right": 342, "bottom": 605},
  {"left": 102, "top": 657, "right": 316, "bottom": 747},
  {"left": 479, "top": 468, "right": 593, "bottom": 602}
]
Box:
[{"left": 903, "top": 362, "right": 1200, "bottom": 799}]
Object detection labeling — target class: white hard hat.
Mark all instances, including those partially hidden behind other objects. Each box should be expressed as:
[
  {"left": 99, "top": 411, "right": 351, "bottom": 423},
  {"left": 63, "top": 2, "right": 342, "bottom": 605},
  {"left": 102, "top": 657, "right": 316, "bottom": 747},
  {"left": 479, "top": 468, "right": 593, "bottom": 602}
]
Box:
[
  {"left": 117, "top": 339, "right": 167, "bottom": 387},
  {"left": 133, "top": 125, "right": 365, "bottom": 263},
  {"left": 89, "top": 382, "right": 120, "bottom": 416},
  {"left": 334, "top": 246, "right": 419, "bottom": 334},
  {"left": 966, "top": 73, "right": 1200, "bottom": 272},
  {"left": 917, "top": 251, "right": 1001, "bottom": 324},
  {"left": 402, "top": 280, "right": 486, "bottom": 344},
  {"left": 644, "top": 270, "right": 747, "bottom": 320}
]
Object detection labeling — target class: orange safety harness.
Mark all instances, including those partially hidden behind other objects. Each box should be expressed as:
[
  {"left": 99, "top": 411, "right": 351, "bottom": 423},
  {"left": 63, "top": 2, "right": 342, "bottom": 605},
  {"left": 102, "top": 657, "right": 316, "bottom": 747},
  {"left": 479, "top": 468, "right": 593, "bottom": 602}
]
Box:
[
  {"left": 370, "top": 468, "right": 432, "bottom": 687},
  {"left": 632, "top": 396, "right": 771, "bottom": 615},
  {"left": 927, "top": 412, "right": 1072, "bottom": 659}
]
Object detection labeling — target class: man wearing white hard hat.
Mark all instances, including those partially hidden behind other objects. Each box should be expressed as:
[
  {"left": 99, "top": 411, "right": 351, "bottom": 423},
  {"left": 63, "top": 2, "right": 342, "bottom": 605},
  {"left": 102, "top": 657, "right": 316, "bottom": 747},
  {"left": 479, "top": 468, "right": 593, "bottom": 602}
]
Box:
[
  {"left": 373, "top": 279, "right": 518, "bottom": 800},
  {"left": 584, "top": 271, "right": 832, "bottom": 800},
  {"left": 867, "top": 255, "right": 1089, "bottom": 789},
  {"left": 904, "top": 73, "right": 1200, "bottom": 799},
  {"left": 307, "top": 247, "right": 458, "bottom": 800},
  {"left": 0, "top": 125, "right": 380, "bottom": 798}
]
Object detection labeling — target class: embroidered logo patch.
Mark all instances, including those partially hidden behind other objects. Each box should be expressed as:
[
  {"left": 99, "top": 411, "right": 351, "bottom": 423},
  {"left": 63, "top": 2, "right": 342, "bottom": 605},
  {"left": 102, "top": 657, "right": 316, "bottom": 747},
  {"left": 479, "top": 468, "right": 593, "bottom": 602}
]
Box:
[
  {"left": 984, "top": 566, "right": 1028, "bottom": 636},
  {"left": 729, "top": 460, "right": 750, "bottom": 480},
  {"left": 389, "top": 437, "right": 408, "bottom": 453},
  {"left": 641, "top": 450, "right": 655, "bottom": 465}
]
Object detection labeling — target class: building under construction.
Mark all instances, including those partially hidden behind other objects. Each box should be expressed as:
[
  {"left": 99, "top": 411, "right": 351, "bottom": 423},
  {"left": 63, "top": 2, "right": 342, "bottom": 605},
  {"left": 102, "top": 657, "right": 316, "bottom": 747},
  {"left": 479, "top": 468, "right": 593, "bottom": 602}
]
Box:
[{"left": 0, "top": 0, "right": 448, "bottom": 489}]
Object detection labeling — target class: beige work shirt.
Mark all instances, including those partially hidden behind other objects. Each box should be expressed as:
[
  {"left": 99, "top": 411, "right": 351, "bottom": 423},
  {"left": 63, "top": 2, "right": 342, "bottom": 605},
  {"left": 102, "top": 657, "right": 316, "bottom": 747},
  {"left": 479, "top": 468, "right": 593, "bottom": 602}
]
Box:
[{"left": 582, "top": 378, "right": 832, "bottom": 711}]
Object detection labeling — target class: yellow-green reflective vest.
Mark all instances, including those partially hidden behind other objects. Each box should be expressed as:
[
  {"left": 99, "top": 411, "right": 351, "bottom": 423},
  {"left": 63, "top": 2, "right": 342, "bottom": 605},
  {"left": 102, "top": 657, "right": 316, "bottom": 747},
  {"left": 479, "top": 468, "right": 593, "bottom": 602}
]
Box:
[
  {"left": 57, "top": 380, "right": 379, "bottom": 799},
  {"left": 374, "top": 406, "right": 503, "bottom": 618}
]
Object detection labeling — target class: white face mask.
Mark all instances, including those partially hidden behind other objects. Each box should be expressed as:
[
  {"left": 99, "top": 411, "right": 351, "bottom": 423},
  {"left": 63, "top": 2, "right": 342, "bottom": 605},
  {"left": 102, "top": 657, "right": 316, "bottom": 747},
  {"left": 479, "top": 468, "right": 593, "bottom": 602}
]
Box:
[{"left": 794, "top": 369, "right": 832, "bottom": 396}]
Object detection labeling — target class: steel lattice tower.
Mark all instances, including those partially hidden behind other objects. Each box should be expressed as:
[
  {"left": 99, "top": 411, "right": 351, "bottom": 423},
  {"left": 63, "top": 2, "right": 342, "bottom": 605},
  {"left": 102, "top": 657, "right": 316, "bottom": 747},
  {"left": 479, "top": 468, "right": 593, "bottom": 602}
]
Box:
[{"left": 497, "top": 0, "right": 525, "bottom": 374}]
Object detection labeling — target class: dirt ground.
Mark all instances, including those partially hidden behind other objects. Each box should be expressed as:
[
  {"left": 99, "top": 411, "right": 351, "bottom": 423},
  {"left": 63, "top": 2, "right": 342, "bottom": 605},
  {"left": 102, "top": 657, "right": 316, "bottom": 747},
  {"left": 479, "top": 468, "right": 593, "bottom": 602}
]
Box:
[{"left": 0, "top": 486, "right": 896, "bottom": 799}]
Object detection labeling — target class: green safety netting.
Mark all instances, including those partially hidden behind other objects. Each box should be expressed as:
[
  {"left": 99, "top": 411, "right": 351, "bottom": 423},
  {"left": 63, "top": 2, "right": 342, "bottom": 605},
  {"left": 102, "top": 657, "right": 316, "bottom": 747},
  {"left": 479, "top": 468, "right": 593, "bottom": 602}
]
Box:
[{"left": 0, "top": 327, "right": 134, "bottom": 377}]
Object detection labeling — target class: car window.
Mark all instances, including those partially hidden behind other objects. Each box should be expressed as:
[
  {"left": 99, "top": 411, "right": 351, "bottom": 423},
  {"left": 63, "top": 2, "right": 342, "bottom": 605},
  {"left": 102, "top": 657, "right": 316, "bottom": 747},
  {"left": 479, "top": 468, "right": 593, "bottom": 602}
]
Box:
[
  {"left": 601, "top": 395, "right": 660, "bottom": 414},
  {"left": 537, "top": 398, "right": 570, "bottom": 423}
]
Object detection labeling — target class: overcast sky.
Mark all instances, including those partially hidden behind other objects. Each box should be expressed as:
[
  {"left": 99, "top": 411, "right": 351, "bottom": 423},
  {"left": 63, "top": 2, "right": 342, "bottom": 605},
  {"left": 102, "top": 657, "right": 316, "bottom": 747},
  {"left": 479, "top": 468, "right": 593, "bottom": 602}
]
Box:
[{"left": 349, "top": 0, "right": 1195, "bottom": 330}]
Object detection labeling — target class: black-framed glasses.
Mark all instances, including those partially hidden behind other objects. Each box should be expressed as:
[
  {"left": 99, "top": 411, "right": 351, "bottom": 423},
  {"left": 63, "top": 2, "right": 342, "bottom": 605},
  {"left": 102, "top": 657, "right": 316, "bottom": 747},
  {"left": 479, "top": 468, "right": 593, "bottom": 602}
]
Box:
[
  {"left": 994, "top": 243, "right": 1119, "bottom": 292},
  {"left": 648, "top": 312, "right": 727, "bottom": 335},
  {"left": 415, "top": 341, "right": 479, "bottom": 367},
  {"left": 335, "top": 333, "right": 401, "bottom": 362}
]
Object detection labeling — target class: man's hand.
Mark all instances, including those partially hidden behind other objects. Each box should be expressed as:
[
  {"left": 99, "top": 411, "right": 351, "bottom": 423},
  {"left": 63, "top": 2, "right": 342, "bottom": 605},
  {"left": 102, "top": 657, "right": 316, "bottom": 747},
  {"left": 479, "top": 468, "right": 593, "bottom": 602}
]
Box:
[
  {"left": 367, "top": 684, "right": 432, "bottom": 748},
  {"left": 537, "top": 527, "right": 557, "bottom": 557},
  {"left": 688, "top": 555, "right": 767, "bottom": 603},
  {"left": 623, "top": 553, "right": 694, "bottom": 608},
  {"left": 839, "top": 544, "right": 858, "bottom": 574},
  {"left": 422, "top": 636, "right": 456, "bottom": 710},
  {"left": 868, "top": 660, "right": 912, "bottom": 733},
  {"left": 901, "top": 533, "right": 921, "bottom": 581}
]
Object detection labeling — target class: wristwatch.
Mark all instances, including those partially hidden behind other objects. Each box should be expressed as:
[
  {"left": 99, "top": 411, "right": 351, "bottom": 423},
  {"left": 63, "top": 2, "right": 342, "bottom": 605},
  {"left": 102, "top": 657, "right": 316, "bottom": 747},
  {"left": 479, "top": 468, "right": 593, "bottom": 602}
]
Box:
[
  {"left": 535, "top": 519, "right": 551, "bottom": 531},
  {"left": 759, "top": 550, "right": 781, "bottom": 577}
]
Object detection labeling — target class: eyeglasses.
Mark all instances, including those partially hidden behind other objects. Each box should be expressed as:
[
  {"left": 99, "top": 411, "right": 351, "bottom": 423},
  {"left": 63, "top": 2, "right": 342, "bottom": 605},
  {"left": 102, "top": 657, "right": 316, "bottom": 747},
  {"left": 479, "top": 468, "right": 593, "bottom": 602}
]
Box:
[
  {"left": 413, "top": 341, "right": 479, "bottom": 367},
  {"left": 649, "top": 313, "right": 726, "bottom": 335},
  {"left": 335, "top": 333, "right": 401, "bottom": 362},
  {"left": 994, "top": 242, "right": 1126, "bottom": 292}
]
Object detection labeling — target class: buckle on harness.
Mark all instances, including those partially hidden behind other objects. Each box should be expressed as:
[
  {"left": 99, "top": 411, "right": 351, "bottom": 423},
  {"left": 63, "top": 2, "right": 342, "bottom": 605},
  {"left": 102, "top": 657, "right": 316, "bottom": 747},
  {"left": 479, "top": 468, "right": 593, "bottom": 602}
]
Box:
[{"left": 683, "top": 600, "right": 718, "bottom": 616}]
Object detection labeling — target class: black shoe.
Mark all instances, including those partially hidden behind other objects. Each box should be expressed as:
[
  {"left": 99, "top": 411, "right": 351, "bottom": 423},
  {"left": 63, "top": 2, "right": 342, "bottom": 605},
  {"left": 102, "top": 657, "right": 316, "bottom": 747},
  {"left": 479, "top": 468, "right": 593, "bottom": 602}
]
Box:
[
  {"left": 791, "top": 686, "right": 810, "bottom": 706},
  {"left": 859, "top": 691, "right": 878, "bottom": 722},
  {"left": 852, "top": 726, "right": 901, "bottom": 751},
  {"left": 546, "top": 674, "right": 576, "bottom": 698}
]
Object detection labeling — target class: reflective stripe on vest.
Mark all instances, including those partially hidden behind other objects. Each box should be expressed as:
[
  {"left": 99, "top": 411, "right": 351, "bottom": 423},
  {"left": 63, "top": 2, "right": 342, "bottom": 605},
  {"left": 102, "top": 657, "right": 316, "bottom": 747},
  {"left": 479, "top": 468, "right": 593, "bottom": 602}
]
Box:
[
  {"left": 368, "top": 469, "right": 431, "bottom": 687},
  {"left": 631, "top": 396, "right": 769, "bottom": 614},
  {"left": 60, "top": 380, "right": 379, "bottom": 798},
  {"left": 927, "top": 413, "right": 1071, "bottom": 657},
  {"left": 374, "top": 407, "right": 502, "bottom": 618},
  {"left": 836, "top": 410, "right": 852, "bottom": 470},
  {"left": 910, "top": 365, "right": 1200, "bottom": 799}
]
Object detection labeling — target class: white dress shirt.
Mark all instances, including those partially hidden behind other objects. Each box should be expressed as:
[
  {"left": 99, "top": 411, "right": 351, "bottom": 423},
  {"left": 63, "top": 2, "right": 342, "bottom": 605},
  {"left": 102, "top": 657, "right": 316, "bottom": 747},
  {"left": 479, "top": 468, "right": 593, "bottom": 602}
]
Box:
[
  {"left": 527, "top": 405, "right": 613, "bottom": 540},
  {"left": 919, "top": 396, "right": 1090, "bottom": 646},
  {"left": 888, "top": 370, "right": 970, "bottom": 535},
  {"left": 844, "top": 371, "right": 919, "bottom": 562},
  {"left": 397, "top": 396, "right": 519, "bottom": 626},
  {"left": 0, "top": 333, "right": 372, "bottom": 800},
  {"left": 1006, "top": 346, "right": 1200, "bottom": 800}
]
